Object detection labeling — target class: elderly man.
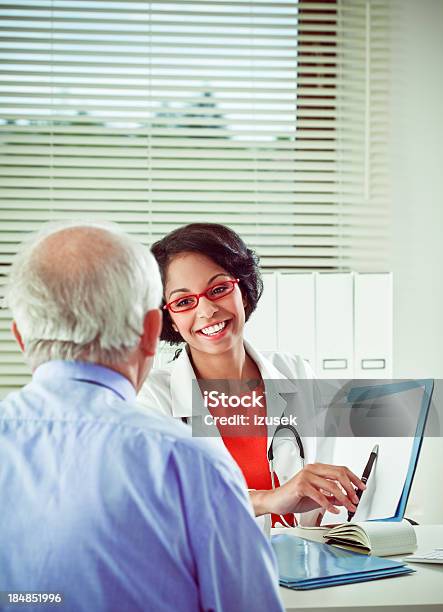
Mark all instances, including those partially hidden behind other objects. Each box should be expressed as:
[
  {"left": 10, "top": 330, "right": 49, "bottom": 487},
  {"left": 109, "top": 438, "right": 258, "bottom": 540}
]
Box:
[{"left": 0, "top": 222, "right": 283, "bottom": 612}]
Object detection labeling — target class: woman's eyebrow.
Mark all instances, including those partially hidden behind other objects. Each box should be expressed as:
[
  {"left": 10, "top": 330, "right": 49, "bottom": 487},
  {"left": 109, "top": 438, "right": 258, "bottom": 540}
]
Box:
[
  {"left": 167, "top": 287, "right": 190, "bottom": 300},
  {"left": 167, "top": 273, "right": 230, "bottom": 300},
  {"left": 207, "top": 272, "right": 231, "bottom": 284}
]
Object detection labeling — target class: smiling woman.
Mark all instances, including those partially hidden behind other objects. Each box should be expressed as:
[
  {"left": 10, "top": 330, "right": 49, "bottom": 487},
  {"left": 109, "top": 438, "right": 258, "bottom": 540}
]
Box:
[
  {"left": 163, "top": 252, "right": 248, "bottom": 362},
  {"left": 152, "top": 223, "right": 263, "bottom": 346},
  {"left": 138, "top": 223, "right": 365, "bottom": 528}
]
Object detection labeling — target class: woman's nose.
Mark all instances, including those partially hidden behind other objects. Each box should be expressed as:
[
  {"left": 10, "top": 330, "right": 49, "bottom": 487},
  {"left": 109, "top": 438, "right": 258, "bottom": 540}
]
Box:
[{"left": 196, "top": 296, "right": 218, "bottom": 318}]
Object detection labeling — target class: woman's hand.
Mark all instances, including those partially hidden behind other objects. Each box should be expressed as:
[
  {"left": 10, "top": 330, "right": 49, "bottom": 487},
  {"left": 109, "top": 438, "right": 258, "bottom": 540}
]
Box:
[{"left": 250, "top": 463, "right": 366, "bottom": 517}]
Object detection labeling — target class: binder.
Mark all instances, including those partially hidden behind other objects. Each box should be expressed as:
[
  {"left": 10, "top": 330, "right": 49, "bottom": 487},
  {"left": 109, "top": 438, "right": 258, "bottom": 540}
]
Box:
[
  {"left": 354, "top": 273, "right": 393, "bottom": 378},
  {"left": 272, "top": 534, "right": 414, "bottom": 590},
  {"left": 315, "top": 273, "right": 354, "bottom": 378},
  {"left": 244, "top": 272, "right": 277, "bottom": 351},
  {"left": 277, "top": 273, "right": 315, "bottom": 366}
]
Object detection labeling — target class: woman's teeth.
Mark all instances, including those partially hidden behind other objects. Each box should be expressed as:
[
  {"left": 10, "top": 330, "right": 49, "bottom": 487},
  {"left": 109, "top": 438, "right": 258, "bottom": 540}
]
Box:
[{"left": 200, "top": 321, "right": 227, "bottom": 336}]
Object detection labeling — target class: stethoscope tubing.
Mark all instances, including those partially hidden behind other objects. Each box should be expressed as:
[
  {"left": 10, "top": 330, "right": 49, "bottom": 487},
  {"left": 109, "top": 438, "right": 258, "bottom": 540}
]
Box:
[{"left": 268, "top": 423, "right": 305, "bottom": 528}]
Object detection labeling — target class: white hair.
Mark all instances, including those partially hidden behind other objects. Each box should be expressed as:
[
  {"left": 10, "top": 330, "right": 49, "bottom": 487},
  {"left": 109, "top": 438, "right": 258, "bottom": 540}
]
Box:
[{"left": 4, "top": 220, "right": 162, "bottom": 369}]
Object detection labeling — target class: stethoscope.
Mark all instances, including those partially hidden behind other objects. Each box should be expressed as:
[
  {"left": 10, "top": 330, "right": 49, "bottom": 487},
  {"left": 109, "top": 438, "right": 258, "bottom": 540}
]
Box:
[{"left": 268, "top": 423, "right": 305, "bottom": 528}]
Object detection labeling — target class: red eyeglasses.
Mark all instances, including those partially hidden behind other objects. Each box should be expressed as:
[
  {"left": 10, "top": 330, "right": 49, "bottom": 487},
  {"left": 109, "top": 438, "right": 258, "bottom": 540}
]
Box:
[{"left": 164, "top": 279, "right": 240, "bottom": 313}]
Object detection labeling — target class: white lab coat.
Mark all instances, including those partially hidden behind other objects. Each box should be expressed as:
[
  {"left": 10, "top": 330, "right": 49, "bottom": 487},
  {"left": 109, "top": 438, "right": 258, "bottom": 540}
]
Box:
[{"left": 138, "top": 339, "right": 325, "bottom": 526}]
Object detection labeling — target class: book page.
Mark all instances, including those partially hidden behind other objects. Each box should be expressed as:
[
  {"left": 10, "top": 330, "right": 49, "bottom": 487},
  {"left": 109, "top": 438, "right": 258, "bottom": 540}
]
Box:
[
  {"left": 327, "top": 523, "right": 370, "bottom": 545},
  {"left": 359, "top": 519, "right": 416, "bottom": 554},
  {"left": 326, "top": 520, "right": 417, "bottom": 555}
]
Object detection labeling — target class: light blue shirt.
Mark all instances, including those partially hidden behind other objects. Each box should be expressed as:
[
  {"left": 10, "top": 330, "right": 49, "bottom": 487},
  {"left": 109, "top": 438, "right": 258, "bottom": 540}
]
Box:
[{"left": 0, "top": 361, "right": 283, "bottom": 612}]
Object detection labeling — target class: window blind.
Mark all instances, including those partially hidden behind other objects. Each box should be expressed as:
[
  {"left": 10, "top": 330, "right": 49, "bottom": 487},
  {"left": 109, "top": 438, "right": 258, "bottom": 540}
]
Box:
[{"left": 0, "top": 0, "right": 391, "bottom": 394}]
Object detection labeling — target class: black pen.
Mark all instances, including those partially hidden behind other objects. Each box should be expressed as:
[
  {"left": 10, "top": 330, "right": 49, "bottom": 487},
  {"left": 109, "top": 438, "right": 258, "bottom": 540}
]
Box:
[{"left": 348, "top": 444, "right": 379, "bottom": 522}]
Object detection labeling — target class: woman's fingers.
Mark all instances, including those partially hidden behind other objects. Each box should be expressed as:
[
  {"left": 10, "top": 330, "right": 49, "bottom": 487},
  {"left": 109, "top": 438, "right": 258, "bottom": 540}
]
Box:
[
  {"left": 308, "top": 474, "right": 357, "bottom": 513},
  {"left": 301, "top": 483, "right": 341, "bottom": 514},
  {"left": 305, "top": 463, "right": 364, "bottom": 505},
  {"left": 264, "top": 462, "right": 366, "bottom": 515},
  {"left": 307, "top": 463, "right": 365, "bottom": 489}
]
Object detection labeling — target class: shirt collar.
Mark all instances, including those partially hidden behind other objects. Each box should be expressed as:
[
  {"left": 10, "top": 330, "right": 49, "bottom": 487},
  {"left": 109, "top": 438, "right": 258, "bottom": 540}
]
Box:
[
  {"left": 169, "top": 339, "right": 298, "bottom": 418},
  {"left": 33, "top": 360, "right": 137, "bottom": 402}
]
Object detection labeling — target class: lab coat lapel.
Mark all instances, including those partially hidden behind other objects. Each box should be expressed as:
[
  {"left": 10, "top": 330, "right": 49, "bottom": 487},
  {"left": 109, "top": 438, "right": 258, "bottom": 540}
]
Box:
[
  {"left": 169, "top": 347, "right": 221, "bottom": 438},
  {"left": 243, "top": 340, "right": 299, "bottom": 453},
  {"left": 170, "top": 346, "right": 197, "bottom": 419}
]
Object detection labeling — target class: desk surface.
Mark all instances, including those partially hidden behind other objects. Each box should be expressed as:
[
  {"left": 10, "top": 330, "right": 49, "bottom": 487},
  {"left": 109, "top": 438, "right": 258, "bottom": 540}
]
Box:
[{"left": 273, "top": 524, "right": 443, "bottom": 612}]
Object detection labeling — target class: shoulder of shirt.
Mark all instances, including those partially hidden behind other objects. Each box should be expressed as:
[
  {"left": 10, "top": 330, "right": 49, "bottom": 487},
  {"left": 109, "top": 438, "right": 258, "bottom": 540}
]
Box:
[
  {"left": 121, "top": 403, "right": 238, "bottom": 476},
  {"left": 1, "top": 385, "right": 236, "bottom": 484}
]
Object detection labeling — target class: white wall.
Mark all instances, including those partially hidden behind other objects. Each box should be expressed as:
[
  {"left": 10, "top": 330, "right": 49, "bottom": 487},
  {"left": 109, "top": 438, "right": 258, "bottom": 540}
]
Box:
[{"left": 390, "top": 0, "right": 443, "bottom": 523}]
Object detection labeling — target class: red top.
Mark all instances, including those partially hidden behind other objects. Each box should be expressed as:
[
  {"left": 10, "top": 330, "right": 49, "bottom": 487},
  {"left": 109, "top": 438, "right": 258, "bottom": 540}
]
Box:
[{"left": 208, "top": 383, "right": 296, "bottom": 527}]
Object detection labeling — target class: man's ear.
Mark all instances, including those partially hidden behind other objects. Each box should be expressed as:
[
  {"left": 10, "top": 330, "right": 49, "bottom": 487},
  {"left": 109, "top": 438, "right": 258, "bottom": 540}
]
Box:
[
  {"left": 140, "top": 309, "right": 162, "bottom": 357},
  {"left": 11, "top": 321, "right": 25, "bottom": 352}
]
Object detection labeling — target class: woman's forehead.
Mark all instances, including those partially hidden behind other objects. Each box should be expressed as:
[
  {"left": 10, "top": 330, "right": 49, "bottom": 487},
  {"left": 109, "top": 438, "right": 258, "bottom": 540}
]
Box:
[{"left": 165, "top": 252, "right": 229, "bottom": 293}]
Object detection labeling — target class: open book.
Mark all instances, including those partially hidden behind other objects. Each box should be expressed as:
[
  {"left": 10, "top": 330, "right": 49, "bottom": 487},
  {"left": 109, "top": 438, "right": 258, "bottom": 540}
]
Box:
[{"left": 323, "top": 519, "right": 417, "bottom": 556}]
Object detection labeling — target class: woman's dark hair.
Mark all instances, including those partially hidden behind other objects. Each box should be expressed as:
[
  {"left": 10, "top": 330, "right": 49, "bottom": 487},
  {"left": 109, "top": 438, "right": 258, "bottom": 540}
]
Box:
[{"left": 151, "top": 223, "right": 263, "bottom": 345}]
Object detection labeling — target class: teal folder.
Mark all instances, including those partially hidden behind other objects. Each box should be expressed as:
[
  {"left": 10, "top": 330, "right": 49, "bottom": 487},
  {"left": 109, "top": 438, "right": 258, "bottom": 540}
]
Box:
[{"left": 272, "top": 535, "right": 414, "bottom": 590}]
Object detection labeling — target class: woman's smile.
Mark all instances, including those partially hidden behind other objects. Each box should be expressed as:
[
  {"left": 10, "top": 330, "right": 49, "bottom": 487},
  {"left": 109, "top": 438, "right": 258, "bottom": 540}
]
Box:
[{"left": 195, "top": 319, "right": 232, "bottom": 340}]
